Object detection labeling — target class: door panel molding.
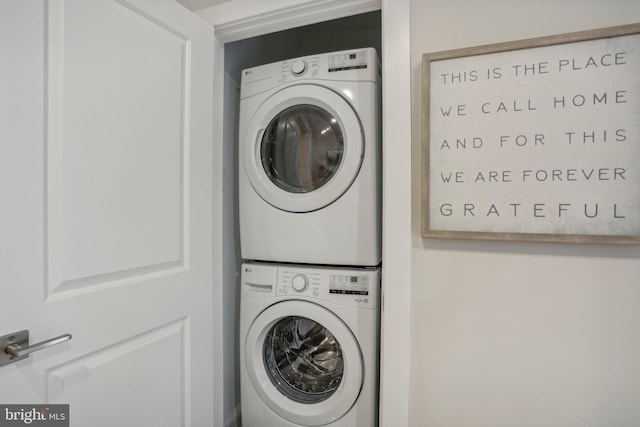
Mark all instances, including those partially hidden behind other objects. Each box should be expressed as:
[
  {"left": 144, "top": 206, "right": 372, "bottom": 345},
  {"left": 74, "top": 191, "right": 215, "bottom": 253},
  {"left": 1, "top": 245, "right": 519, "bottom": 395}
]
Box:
[
  {"left": 45, "top": 318, "right": 189, "bottom": 424},
  {"left": 45, "top": 0, "right": 194, "bottom": 298},
  {"left": 46, "top": 261, "right": 187, "bottom": 301}
]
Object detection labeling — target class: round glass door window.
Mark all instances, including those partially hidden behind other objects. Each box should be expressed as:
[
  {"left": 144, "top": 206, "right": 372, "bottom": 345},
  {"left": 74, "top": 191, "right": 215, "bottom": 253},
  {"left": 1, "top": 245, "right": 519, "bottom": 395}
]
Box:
[
  {"left": 261, "top": 105, "right": 344, "bottom": 194},
  {"left": 263, "top": 316, "right": 344, "bottom": 404}
]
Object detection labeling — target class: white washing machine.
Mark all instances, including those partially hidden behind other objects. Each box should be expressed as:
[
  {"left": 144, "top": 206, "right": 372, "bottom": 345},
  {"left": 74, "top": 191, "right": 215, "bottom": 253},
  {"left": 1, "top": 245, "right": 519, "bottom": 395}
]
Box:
[
  {"left": 238, "top": 48, "right": 380, "bottom": 267},
  {"left": 240, "top": 262, "right": 380, "bottom": 427}
]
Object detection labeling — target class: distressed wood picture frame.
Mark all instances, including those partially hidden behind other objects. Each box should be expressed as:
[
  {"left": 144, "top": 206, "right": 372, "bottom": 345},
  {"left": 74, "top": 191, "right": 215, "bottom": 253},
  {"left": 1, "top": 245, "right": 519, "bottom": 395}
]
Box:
[{"left": 421, "top": 23, "right": 640, "bottom": 244}]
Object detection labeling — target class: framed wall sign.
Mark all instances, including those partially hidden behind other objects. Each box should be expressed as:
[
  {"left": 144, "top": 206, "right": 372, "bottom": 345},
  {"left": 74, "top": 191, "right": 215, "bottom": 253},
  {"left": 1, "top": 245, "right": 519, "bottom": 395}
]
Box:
[{"left": 421, "top": 23, "right": 640, "bottom": 244}]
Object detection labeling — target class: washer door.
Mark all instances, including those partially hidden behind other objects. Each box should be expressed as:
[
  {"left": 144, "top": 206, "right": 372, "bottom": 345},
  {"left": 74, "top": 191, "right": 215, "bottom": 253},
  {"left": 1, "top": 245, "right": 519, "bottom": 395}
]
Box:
[
  {"left": 243, "top": 84, "right": 363, "bottom": 213},
  {"left": 245, "top": 300, "right": 363, "bottom": 426}
]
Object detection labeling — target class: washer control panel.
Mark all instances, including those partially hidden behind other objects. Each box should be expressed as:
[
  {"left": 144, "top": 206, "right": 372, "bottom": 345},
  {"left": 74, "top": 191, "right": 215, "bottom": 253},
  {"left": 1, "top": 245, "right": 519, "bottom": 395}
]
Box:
[
  {"left": 277, "top": 269, "right": 321, "bottom": 297},
  {"left": 274, "top": 264, "right": 379, "bottom": 309},
  {"left": 329, "top": 274, "right": 369, "bottom": 295},
  {"left": 291, "top": 274, "right": 309, "bottom": 292}
]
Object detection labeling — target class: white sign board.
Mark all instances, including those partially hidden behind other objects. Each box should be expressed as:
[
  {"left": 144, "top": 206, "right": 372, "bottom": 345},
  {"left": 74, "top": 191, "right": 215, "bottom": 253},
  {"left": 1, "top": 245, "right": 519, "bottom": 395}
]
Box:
[{"left": 422, "top": 24, "right": 640, "bottom": 244}]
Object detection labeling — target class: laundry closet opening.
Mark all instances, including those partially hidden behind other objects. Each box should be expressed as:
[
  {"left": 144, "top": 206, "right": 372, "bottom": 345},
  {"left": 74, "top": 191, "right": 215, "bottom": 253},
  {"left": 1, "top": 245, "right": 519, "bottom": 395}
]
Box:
[{"left": 220, "top": 10, "right": 381, "bottom": 424}]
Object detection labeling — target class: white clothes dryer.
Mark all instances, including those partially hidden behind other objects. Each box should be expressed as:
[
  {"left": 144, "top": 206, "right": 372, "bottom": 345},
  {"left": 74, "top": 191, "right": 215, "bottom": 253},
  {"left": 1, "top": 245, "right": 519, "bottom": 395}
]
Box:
[
  {"left": 239, "top": 48, "right": 380, "bottom": 266},
  {"left": 240, "top": 262, "right": 380, "bottom": 427}
]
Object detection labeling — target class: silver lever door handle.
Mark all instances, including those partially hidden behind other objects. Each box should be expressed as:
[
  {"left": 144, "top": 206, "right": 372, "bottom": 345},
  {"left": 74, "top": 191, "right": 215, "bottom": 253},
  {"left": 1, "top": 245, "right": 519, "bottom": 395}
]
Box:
[
  {"left": 5, "top": 334, "right": 72, "bottom": 357},
  {"left": 0, "top": 330, "right": 72, "bottom": 367}
]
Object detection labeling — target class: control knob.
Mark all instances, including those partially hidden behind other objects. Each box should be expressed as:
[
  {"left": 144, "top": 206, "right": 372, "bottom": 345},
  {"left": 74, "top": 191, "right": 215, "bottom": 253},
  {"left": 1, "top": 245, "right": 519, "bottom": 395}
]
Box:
[
  {"left": 291, "top": 60, "right": 307, "bottom": 76},
  {"left": 291, "top": 274, "right": 309, "bottom": 292}
]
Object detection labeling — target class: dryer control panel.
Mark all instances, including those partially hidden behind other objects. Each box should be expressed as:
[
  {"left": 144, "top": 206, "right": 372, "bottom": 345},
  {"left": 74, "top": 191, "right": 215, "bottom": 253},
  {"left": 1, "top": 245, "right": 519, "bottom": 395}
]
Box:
[
  {"left": 240, "top": 48, "right": 378, "bottom": 99},
  {"left": 328, "top": 50, "right": 369, "bottom": 72},
  {"left": 281, "top": 57, "right": 320, "bottom": 79}
]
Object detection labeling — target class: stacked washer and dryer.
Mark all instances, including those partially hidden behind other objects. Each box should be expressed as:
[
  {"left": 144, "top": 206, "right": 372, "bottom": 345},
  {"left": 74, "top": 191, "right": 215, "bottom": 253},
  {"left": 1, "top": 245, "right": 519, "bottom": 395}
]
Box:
[{"left": 238, "top": 48, "right": 381, "bottom": 427}]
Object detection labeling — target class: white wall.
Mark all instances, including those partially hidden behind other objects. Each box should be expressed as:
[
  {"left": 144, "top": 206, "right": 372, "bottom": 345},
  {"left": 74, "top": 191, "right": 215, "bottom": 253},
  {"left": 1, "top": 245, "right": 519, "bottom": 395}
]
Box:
[{"left": 410, "top": 2, "right": 640, "bottom": 426}]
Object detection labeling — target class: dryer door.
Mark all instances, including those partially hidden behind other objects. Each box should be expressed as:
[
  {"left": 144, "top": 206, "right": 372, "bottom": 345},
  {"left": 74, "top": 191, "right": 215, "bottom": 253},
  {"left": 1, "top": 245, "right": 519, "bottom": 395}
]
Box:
[
  {"left": 243, "top": 84, "right": 363, "bottom": 213},
  {"left": 245, "top": 300, "right": 363, "bottom": 426}
]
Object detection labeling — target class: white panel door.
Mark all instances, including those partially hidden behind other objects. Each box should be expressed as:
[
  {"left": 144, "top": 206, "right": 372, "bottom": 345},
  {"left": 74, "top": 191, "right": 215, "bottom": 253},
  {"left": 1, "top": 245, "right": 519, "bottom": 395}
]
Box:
[{"left": 0, "top": 0, "right": 219, "bottom": 426}]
